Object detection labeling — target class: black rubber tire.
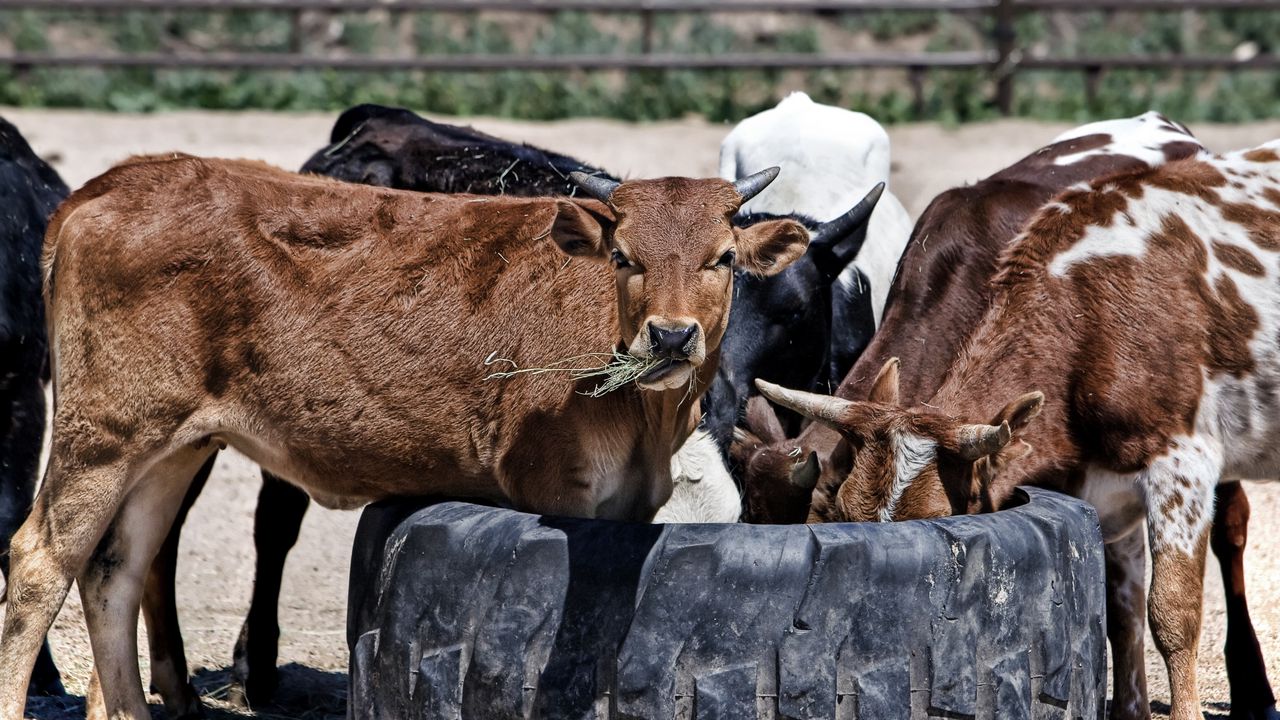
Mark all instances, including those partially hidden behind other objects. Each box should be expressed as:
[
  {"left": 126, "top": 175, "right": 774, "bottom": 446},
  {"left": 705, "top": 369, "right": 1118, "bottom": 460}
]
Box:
[{"left": 347, "top": 487, "right": 1106, "bottom": 719}]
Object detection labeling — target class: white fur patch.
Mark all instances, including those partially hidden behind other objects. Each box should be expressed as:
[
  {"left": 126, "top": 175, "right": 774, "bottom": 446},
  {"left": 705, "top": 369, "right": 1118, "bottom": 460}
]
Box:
[
  {"left": 1049, "top": 111, "right": 1207, "bottom": 167},
  {"left": 882, "top": 432, "right": 937, "bottom": 522},
  {"left": 1048, "top": 221, "right": 1149, "bottom": 277},
  {"left": 719, "top": 91, "right": 912, "bottom": 324},
  {"left": 655, "top": 430, "right": 741, "bottom": 523},
  {"left": 1141, "top": 435, "right": 1220, "bottom": 556}
]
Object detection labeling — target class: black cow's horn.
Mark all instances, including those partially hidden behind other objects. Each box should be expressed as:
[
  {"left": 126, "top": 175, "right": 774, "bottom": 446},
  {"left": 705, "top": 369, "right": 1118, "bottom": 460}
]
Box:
[
  {"left": 733, "top": 166, "right": 781, "bottom": 204},
  {"left": 570, "top": 172, "right": 620, "bottom": 203},
  {"left": 812, "top": 181, "right": 885, "bottom": 265}
]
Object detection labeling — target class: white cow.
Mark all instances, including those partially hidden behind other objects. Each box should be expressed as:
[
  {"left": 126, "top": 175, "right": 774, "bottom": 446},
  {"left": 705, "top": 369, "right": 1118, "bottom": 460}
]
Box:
[
  {"left": 719, "top": 91, "right": 913, "bottom": 325},
  {"left": 656, "top": 430, "right": 742, "bottom": 523}
]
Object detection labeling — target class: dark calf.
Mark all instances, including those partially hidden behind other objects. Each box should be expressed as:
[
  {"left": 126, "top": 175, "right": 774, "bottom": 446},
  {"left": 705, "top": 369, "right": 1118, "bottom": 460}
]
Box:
[
  {"left": 702, "top": 185, "right": 882, "bottom": 451},
  {"left": 0, "top": 116, "right": 68, "bottom": 698},
  {"left": 299, "top": 103, "right": 612, "bottom": 195}
]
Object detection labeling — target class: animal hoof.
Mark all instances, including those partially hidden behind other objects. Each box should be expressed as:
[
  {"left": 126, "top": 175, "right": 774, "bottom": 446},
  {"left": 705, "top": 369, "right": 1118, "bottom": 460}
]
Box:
[{"left": 161, "top": 683, "right": 203, "bottom": 720}]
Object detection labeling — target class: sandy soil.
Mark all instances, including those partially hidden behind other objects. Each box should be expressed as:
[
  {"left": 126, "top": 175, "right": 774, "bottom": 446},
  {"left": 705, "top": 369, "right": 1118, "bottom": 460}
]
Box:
[{"left": 4, "top": 106, "right": 1280, "bottom": 719}]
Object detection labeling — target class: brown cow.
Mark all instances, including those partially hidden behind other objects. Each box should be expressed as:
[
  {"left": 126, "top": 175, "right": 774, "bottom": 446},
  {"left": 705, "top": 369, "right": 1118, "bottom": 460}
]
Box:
[
  {"left": 755, "top": 141, "right": 1280, "bottom": 720},
  {"left": 734, "top": 114, "right": 1278, "bottom": 718},
  {"left": 0, "top": 154, "right": 808, "bottom": 719}
]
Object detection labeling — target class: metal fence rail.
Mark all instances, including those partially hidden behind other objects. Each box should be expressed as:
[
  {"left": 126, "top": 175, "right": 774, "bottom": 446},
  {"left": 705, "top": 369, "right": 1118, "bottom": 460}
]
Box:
[{"left": 0, "top": 0, "right": 1275, "bottom": 114}]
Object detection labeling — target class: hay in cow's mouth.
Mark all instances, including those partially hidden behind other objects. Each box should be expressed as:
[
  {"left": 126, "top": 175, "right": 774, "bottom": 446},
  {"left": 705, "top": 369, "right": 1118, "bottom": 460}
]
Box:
[{"left": 484, "top": 350, "right": 667, "bottom": 397}]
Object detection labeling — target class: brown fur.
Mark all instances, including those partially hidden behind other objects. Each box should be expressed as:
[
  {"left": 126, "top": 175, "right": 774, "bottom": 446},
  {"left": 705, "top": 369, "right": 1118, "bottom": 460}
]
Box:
[
  {"left": 762, "top": 146, "right": 1280, "bottom": 720},
  {"left": 736, "top": 127, "right": 1204, "bottom": 524},
  {"left": 0, "top": 155, "right": 809, "bottom": 718}
]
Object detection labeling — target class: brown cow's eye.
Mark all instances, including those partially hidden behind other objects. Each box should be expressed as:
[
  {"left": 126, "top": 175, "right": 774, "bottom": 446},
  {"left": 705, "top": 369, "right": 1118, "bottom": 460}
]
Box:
[
  {"left": 716, "top": 249, "right": 736, "bottom": 268},
  {"left": 611, "top": 249, "right": 632, "bottom": 269}
]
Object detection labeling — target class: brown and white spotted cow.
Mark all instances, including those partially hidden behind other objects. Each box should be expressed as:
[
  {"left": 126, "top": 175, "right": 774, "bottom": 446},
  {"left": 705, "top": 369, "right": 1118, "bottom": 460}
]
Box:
[{"left": 755, "top": 140, "right": 1280, "bottom": 720}]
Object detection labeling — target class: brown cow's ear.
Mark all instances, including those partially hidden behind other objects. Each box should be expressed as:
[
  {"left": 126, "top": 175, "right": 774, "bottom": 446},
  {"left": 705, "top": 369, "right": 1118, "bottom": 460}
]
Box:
[
  {"left": 991, "top": 392, "right": 1044, "bottom": 432},
  {"left": 733, "top": 219, "right": 810, "bottom": 276},
  {"left": 971, "top": 439, "right": 1032, "bottom": 512},
  {"left": 550, "top": 199, "right": 614, "bottom": 259},
  {"left": 867, "top": 357, "right": 900, "bottom": 405}
]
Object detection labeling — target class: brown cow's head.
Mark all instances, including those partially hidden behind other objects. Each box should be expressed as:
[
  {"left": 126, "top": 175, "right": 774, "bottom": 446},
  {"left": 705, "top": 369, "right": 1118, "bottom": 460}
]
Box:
[
  {"left": 556, "top": 170, "right": 809, "bottom": 392},
  {"left": 753, "top": 359, "right": 1044, "bottom": 523}
]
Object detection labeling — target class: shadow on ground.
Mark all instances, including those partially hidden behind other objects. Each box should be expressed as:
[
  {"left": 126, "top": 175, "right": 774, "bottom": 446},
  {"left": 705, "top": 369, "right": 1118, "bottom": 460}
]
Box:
[
  {"left": 1149, "top": 700, "right": 1231, "bottom": 719},
  {"left": 23, "top": 664, "right": 346, "bottom": 720}
]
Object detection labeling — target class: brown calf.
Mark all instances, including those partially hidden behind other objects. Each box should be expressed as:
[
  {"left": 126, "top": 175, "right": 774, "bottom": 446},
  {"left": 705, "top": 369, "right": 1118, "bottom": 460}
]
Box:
[
  {"left": 757, "top": 142, "right": 1280, "bottom": 720},
  {"left": 0, "top": 155, "right": 808, "bottom": 719}
]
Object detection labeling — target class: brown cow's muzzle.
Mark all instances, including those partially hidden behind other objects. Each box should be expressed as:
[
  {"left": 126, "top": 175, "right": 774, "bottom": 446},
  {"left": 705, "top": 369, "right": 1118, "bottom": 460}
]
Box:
[{"left": 629, "top": 318, "right": 705, "bottom": 391}]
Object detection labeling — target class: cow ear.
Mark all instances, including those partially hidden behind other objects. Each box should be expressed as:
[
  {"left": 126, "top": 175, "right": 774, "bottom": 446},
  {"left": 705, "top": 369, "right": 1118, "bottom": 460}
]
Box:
[
  {"left": 867, "top": 357, "right": 900, "bottom": 405},
  {"left": 991, "top": 392, "right": 1044, "bottom": 432},
  {"left": 744, "top": 395, "right": 786, "bottom": 444},
  {"left": 550, "top": 199, "right": 614, "bottom": 259},
  {"left": 733, "top": 219, "right": 810, "bottom": 276},
  {"left": 971, "top": 440, "right": 1032, "bottom": 512}
]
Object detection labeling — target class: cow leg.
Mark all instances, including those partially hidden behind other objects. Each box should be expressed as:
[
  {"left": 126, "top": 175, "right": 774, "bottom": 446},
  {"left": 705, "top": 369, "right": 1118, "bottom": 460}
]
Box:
[
  {"left": 1210, "top": 482, "right": 1279, "bottom": 720},
  {"left": 0, "top": 378, "right": 65, "bottom": 698},
  {"left": 141, "top": 454, "right": 216, "bottom": 719},
  {"left": 1106, "top": 529, "right": 1150, "bottom": 720},
  {"left": 231, "top": 470, "right": 310, "bottom": 705},
  {"left": 80, "top": 446, "right": 212, "bottom": 720},
  {"left": 0, "top": 451, "right": 134, "bottom": 718},
  {"left": 1143, "top": 438, "right": 1218, "bottom": 720}
]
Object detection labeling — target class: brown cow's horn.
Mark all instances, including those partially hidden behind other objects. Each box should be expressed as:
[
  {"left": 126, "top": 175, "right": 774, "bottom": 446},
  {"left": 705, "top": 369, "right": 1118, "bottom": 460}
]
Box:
[
  {"left": 570, "top": 172, "right": 620, "bottom": 203},
  {"left": 811, "top": 182, "right": 885, "bottom": 263},
  {"left": 755, "top": 379, "right": 851, "bottom": 425},
  {"left": 733, "top": 166, "right": 781, "bottom": 204},
  {"left": 790, "top": 451, "right": 821, "bottom": 490},
  {"left": 956, "top": 422, "right": 1012, "bottom": 460}
]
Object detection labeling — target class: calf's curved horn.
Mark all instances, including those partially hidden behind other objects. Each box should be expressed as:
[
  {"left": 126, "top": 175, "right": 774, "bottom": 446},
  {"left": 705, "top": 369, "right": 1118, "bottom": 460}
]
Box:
[
  {"left": 570, "top": 172, "right": 620, "bottom": 203},
  {"left": 755, "top": 379, "right": 851, "bottom": 426},
  {"left": 956, "top": 422, "right": 1012, "bottom": 460},
  {"left": 733, "top": 166, "right": 781, "bottom": 204},
  {"left": 812, "top": 181, "right": 885, "bottom": 264}
]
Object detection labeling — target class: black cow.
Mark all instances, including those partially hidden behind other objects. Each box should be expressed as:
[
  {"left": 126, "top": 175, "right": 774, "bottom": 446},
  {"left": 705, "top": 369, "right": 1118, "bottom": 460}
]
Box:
[
  {"left": 701, "top": 188, "right": 881, "bottom": 452},
  {"left": 142, "top": 105, "right": 881, "bottom": 711},
  {"left": 0, "top": 116, "right": 69, "bottom": 698}
]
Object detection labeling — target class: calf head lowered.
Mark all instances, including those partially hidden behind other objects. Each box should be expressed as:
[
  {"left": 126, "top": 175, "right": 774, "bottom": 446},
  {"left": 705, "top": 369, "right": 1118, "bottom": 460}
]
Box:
[{"left": 755, "top": 358, "right": 1044, "bottom": 523}]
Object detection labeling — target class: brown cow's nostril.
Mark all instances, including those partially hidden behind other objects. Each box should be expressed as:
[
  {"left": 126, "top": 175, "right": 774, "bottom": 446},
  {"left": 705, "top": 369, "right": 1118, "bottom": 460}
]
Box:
[{"left": 648, "top": 323, "right": 697, "bottom": 359}]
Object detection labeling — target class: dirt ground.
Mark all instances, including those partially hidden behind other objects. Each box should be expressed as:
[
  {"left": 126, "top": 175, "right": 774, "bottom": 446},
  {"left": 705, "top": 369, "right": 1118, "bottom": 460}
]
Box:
[{"left": 4, "top": 107, "right": 1280, "bottom": 719}]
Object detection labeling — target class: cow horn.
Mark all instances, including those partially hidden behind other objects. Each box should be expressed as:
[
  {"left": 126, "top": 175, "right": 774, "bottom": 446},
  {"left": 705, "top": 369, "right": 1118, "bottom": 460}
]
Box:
[
  {"left": 569, "top": 172, "right": 620, "bottom": 203},
  {"left": 790, "top": 451, "right": 821, "bottom": 490},
  {"left": 812, "top": 182, "right": 885, "bottom": 265},
  {"left": 733, "top": 166, "right": 781, "bottom": 204},
  {"left": 956, "top": 422, "right": 1012, "bottom": 461},
  {"left": 755, "top": 379, "right": 851, "bottom": 425}
]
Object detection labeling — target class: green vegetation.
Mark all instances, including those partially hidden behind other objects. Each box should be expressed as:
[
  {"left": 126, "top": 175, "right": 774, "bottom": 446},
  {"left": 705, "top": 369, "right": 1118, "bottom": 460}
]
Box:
[{"left": 0, "top": 8, "right": 1276, "bottom": 123}]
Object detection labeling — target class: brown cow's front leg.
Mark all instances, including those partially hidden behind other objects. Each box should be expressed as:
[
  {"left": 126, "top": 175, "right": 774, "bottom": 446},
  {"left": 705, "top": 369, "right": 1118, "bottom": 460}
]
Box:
[
  {"left": 1211, "top": 482, "right": 1279, "bottom": 720},
  {"left": 230, "top": 471, "right": 310, "bottom": 706},
  {"left": 142, "top": 454, "right": 215, "bottom": 719}
]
